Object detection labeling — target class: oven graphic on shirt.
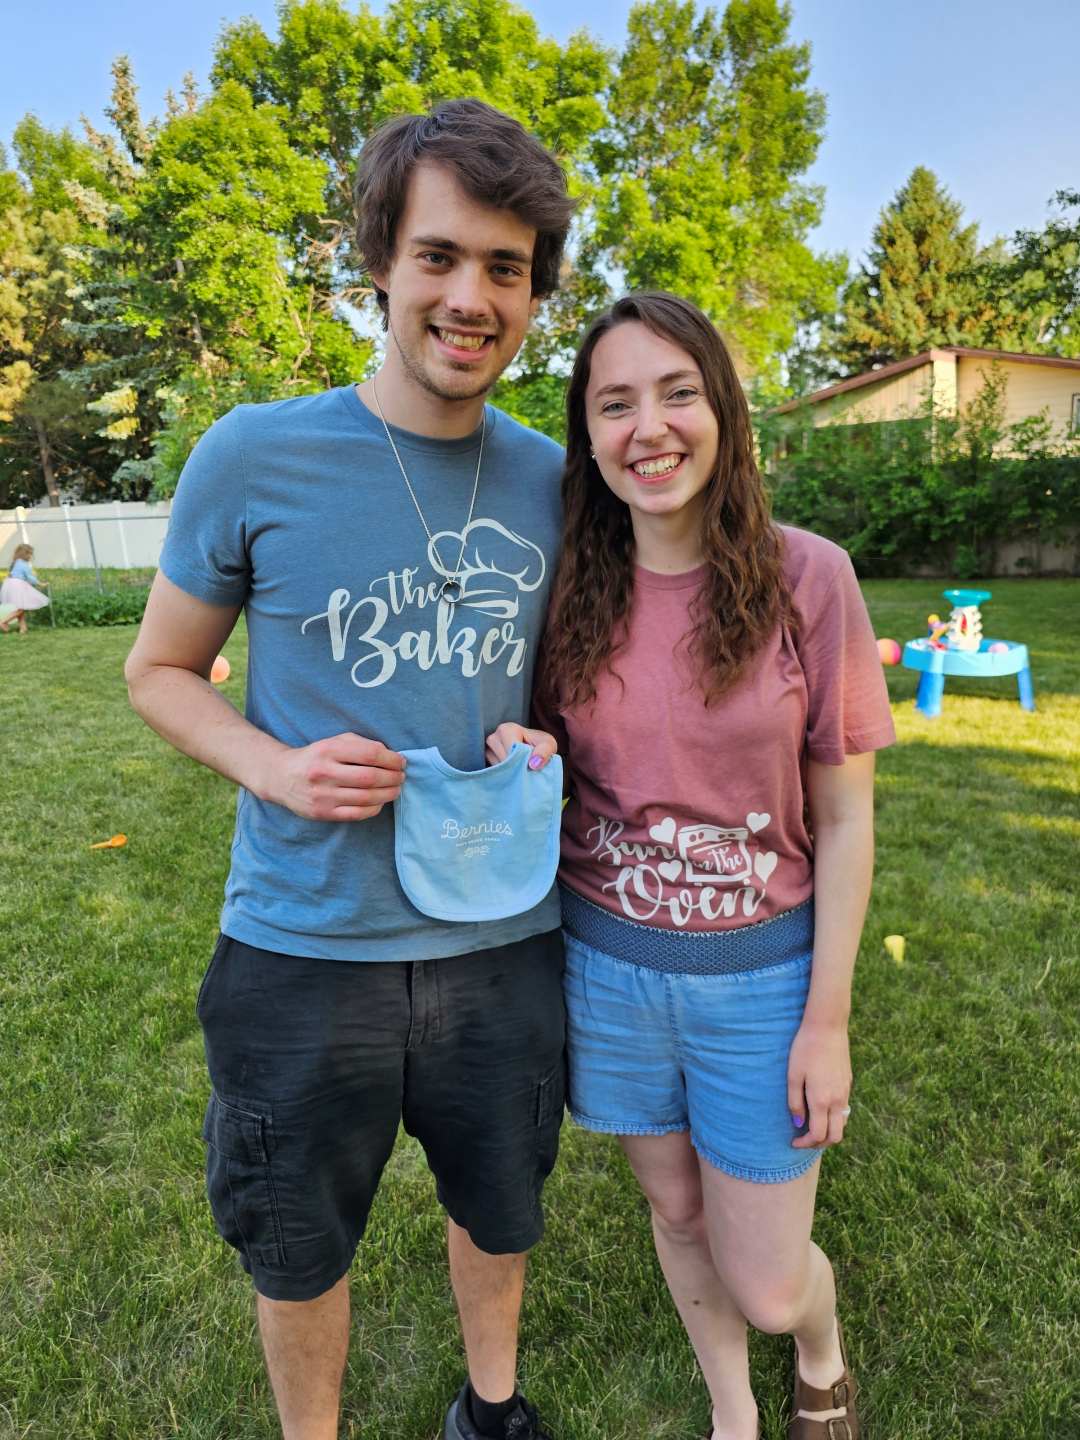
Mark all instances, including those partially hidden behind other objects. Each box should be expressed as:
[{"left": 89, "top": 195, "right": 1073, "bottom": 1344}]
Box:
[{"left": 588, "top": 811, "right": 777, "bottom": 926}]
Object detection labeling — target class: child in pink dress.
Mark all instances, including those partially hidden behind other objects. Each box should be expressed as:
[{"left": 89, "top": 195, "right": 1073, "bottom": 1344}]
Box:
[{"left": 1, "top": 545, "right": 50, "bottom": 633}]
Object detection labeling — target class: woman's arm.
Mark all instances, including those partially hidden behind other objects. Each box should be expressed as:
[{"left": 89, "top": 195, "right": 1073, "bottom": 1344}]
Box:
[{"left": 788, "top": 750, "right": 876, "bottom": 1150}]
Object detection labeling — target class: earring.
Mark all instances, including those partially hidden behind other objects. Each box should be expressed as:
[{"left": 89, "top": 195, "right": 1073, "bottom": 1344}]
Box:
[{"left": 589, "top": 449, "right": 595, "bottom": 458}]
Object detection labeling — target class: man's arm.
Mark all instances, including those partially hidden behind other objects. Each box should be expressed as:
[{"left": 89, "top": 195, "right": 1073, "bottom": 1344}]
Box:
[{"left": 125, "top": 571, "right": 406, "bottom": 821}]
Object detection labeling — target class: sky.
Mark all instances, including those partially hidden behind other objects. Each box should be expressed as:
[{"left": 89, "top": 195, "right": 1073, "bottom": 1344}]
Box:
[{"left": 2, "top": 0, "right": 1078, "bottom": 267}]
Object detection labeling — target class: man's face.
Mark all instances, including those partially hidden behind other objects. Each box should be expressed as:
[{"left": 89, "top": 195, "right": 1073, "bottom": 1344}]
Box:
[{"left": 371, "top": 163, "right": 541, "bottom": 403}]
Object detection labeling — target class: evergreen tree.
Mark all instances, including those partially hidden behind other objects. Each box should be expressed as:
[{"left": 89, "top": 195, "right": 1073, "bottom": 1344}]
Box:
[{"left": 833, "top": 166, "right": 1023, "bottom": 373}]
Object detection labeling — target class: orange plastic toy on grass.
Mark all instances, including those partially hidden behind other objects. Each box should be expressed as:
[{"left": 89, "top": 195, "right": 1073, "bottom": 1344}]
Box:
[
  {"left": 211, "top": 655, "right": 231, "bottom": 683},
  {"left": 90, "top": 834, "right": 127, "bottom": 849}
]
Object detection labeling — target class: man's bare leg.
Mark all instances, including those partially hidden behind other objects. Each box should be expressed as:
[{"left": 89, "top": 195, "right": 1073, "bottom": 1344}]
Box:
[
  {"left": 447, "top": 1218, "right": 527, "bottom": 1402},
  {"left": 257, "top": 1273, "right": 350, "bottom": 1440}
]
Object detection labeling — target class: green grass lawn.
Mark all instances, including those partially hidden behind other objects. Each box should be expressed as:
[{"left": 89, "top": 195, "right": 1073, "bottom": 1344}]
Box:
[{"left": 1, "top": 579, "right": 1077, "bottom": 1439}]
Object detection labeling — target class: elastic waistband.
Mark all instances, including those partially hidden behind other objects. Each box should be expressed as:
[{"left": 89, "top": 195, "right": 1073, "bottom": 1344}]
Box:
[{"left": 558, "top": 885, "right": 814, "bottom": 975}]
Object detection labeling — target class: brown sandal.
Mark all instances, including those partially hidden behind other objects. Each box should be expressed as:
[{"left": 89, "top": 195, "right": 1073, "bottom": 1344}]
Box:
[{"left": 788, "top": 1316, "right": 859, "bottom": 1439}]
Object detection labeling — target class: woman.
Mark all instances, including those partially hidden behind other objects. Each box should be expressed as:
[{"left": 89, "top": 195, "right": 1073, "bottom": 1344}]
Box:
[
  {"left": 537, "top": 294, "right": 895, "bottom": 1438},
  {"left": 0, "top": 544, "right": 50, "bottom": 633}
]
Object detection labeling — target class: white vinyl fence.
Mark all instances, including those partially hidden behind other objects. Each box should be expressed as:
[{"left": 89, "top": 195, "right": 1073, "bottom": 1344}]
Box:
[{"left": 0, "top": 501, "right": 173, "bottom": 585}]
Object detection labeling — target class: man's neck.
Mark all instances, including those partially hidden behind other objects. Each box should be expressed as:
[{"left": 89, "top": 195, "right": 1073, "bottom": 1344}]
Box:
[{"left": 356, "top": 348, "right": 488, "bottom": 440}]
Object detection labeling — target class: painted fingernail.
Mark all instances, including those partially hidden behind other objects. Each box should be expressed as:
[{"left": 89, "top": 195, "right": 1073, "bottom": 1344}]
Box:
[
  {"left": 528, "top": 754, "right": 543, "bottom": 770},
  {"left": 792, "top": 1116, "right": 804, "bottom": 1127}
]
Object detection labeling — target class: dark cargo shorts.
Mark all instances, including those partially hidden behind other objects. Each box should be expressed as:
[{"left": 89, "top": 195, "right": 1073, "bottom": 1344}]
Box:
[{"left": 196, "top": 928, "right": 566, "bottom": 1301}]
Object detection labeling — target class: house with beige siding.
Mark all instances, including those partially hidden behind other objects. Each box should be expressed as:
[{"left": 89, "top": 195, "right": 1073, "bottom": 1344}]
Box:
[
  {"left": 772, "top": 346, "right": 1080, "bottom": 576},
  {"left": 774, "top": 346, "right": 1080, "bottom": 434}
]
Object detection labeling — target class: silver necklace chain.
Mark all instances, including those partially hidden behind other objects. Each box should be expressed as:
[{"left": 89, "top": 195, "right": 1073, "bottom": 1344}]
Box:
[{"left": 371, "top": 377, "right": 485, "bottom": 607}]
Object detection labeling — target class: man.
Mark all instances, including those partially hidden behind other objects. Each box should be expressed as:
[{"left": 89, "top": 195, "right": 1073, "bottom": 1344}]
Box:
[{"left": 125, "top": 100, "right": 573, "bottom": 1440}]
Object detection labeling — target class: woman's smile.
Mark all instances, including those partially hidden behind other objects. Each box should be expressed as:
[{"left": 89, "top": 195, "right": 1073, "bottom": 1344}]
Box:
[{"left": 628, "top": 452, "right": 686, "bottom": 481}]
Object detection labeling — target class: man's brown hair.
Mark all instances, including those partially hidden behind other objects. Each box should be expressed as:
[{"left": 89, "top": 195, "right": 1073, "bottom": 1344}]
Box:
[{"left": 354, "top": 99, "right": 576, "bottom": 315}]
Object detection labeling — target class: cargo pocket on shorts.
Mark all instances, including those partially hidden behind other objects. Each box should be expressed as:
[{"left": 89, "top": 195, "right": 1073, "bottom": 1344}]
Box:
[
  {"left": 528, "top": 1055, "right": 567, "bottom": 1219},
  {"left": 202, "top": 1092, "right": 286, "bottom": 1269}
]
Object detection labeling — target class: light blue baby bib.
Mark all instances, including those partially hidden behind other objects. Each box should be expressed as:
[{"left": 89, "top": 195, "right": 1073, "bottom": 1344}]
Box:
[{"left": 393, "top": 743, "right": 563, "bottom": 923}]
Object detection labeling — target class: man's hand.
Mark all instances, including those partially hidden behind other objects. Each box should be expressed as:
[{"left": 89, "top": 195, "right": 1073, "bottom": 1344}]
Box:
[
  {"left": 485, "top": 722, "right": 558, "bottom": 769},
  {"left": 264, "top": 733, "right": 406, "bottom": 821},
  {"left": 126, "top": 573, "right": 406, "bottom": 821}
]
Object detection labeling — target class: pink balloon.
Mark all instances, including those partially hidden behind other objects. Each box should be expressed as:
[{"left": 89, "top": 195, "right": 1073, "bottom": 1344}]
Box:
[
  {"left": 878, "top": 638, "right": 902, "bottom": 665},
  {"left": 988, "top": 641, "right": 1009, "bottom": 654}
]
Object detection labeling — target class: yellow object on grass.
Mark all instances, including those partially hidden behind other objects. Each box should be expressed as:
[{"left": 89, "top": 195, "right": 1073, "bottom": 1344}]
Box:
[
  {"left": 884, "top": 935, "right": 906, "bottom": 964},
  {"left": 90, "top": 834, "right": 127, "bottom": 850}
]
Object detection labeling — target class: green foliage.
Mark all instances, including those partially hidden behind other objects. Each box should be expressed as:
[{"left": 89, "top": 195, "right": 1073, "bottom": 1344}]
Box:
[
  {"left": 3, "top": 609, "right": 1080, "bottom": 1437},
  {"left": 59, "top": 61, "right": 373, "bottom": 496},
  {"left": 761, "top": 372, "right": 1080, "bottom": 576},
  {"left": 10, "top": 114, "right": 115, "bottom": 217},
  {"left": 491, "top": 371, "right": 567, "bottom": 442},
  {"left": 46, "top": 585, "right": 150, "bottom": 627},
  {"left": 591, "top": 0, "right": 841, "bottom": 382},
  {"left": 211, "top": 0, "right": 612, "bottom": 293},
  {"left": 831, "top": 167, "right": 1026, "bottom": 374},
  {"left": 0, "top": 190, "right": 107, "bottom": 507},
  {"left": 991, "top": 189, "right": 1080, "bottom": 358}
]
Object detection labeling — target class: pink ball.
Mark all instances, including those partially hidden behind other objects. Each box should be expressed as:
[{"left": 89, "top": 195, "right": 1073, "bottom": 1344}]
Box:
[
  {"left": 878, "top": 638, "right": 902, "bottom": 665},
  {"left": 988, "top": 641, "right": 1009, "bottom": 654}
]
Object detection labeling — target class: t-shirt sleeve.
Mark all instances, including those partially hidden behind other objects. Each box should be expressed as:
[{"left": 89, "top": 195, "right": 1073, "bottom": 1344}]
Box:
[
  {"left": 799, "top": 553, "right": 896, "bottom": 764},
  {"left": 158, "top": 408, "right": 250, "bottom": 606}
]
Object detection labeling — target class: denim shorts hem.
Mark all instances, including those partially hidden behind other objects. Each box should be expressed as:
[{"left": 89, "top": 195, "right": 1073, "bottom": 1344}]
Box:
[
  {"left": 569, "top": 1107, "right": 690, "bottom": 1139},
  {"left": 691, "top": 1136, "right": 821, "bottom": 1186},
  {"left": 439, "top": 1194, "right": 545, "bottom": 1257},
  {"left": 245, "top": 1250, "right": 355, "bottom": 1303}
]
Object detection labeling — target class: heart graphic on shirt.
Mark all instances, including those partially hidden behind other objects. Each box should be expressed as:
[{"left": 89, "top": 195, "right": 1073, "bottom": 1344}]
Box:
[
  {"left": 658, "top": 859, "right": 683, "bottom": 882},
  {"left": 649, "top": 817, "right": 677, "bottom": 845},
  {"left": 754, "top": 850, "right": 778, "bottom": 883},
  {"left": 746, "top": 812, "right": 771, "bottom": 833}
]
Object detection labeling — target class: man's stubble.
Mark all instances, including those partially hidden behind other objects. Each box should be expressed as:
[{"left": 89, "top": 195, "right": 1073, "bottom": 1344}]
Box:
[{"left": 387, "top": 313, "right": 506, "bottom": 405}]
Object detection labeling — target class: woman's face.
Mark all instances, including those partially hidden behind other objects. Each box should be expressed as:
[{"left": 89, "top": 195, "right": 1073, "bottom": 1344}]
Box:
[{"left": 584, "top": 322, "right": 719, "bottom": 523}]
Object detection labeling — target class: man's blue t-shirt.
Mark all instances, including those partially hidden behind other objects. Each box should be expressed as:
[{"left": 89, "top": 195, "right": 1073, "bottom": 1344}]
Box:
[{"left": 159, "top": 384, "right": 564, "bottom": 961}]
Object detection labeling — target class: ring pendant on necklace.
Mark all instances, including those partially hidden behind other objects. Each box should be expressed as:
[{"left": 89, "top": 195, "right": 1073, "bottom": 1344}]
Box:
[{"left": 372, "top": 378, "right": 485, "bottom": 608}]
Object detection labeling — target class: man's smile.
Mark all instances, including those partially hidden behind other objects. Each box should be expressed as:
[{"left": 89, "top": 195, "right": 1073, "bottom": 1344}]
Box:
[{"left": 432, "top": 326, "right": 496, "bottom": 359}]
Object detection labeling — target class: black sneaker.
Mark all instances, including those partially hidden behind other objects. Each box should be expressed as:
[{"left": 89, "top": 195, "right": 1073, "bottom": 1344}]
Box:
[{"left": 444, "top": 1381, "right": 554, "bottom": 1440}]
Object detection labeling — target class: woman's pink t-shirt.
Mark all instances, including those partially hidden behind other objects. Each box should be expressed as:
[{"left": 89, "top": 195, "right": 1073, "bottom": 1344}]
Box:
[{"left": 534, "top": 526, "right": 896, "bottom": 932}]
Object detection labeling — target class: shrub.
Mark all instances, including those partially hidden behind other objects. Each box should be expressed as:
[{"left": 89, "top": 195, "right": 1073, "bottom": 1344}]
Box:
[
  {"left": 759, "top": 380, "right": 1080, "bottom": 576},
  {"left": 47, "top": 588, "right": 150, "bottom": 628}
]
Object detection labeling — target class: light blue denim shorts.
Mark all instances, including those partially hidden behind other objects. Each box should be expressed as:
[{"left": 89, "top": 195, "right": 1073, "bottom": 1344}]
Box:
[{"left": 561, "top": 891, "right": 820, "bottom": 1184}]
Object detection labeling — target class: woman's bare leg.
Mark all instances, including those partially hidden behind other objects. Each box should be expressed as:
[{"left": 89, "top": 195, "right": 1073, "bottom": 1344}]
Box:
[
  {"left": 620, "top": 1133, "right": 758, "bottom": 1440},
  {"left": 699, "top": 1160, "right": 846, "bottom": 1425}
]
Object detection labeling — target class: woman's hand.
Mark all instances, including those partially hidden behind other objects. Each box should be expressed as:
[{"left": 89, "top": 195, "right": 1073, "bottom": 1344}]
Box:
[
  {"left": 787, "top": 1019, "right": 852, "bottom": 1150},
  {"left": 485, "top": 722, "right": 558, "bottom": 769}
]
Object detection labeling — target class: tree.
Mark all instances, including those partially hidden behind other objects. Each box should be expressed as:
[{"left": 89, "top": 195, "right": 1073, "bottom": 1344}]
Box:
[
  {"left": 211, "top": 0, "right": 611, "bottom": 302},
  {"left": 0, "top": 154, "right": 104, "bottom": 507},
  {"left": 63, "top": 57, "right": 374, "bottom": 496},
  {"left": 832, "top": 166, "right": 1027, "bottom": 374},
  {"left": 995, "top": 190, "right": 1080, "bottom": 359},
  {"left": 588, "top": 0, "right": 840, "bottom": 382}
]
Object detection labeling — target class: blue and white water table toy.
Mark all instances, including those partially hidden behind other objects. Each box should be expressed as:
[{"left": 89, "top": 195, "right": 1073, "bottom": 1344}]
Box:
[{"left": 901, "top": 589, "right": 1034, "bottom": 718}]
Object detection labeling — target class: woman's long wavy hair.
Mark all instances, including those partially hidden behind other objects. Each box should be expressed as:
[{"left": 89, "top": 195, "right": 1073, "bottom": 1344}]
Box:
[{"left": 544, "top": 292, "right": 793, "bottom": 710}]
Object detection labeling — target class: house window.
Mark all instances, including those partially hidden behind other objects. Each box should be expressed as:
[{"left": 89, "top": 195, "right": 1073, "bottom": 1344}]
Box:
[{"left": 1073, "top": 394, "right": 1080, "bottom": 434}]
